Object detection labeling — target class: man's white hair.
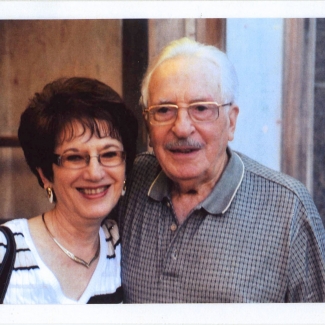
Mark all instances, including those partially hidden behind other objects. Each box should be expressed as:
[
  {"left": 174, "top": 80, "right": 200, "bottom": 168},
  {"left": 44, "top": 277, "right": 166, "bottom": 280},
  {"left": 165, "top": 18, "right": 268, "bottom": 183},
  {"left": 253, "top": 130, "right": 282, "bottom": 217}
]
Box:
[{"left": 140, "top": 37, "right": 239, "bottom": 109}]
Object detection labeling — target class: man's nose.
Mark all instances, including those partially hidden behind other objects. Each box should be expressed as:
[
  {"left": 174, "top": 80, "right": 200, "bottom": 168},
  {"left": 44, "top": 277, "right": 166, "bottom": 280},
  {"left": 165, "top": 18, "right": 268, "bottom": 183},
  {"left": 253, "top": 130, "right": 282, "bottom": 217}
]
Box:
[{"left": 171, "top": 108, "right": 195, "bottom": 137}]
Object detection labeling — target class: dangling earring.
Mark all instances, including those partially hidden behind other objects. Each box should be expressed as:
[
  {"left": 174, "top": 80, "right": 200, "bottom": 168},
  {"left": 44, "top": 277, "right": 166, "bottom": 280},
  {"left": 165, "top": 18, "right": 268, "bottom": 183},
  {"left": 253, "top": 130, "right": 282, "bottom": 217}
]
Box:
[
  {"left": 121, "top": 180, "right": 126, "bottom": 196},
  {"left": 46, "top": 187, "right": 54, "bottom": 204}
]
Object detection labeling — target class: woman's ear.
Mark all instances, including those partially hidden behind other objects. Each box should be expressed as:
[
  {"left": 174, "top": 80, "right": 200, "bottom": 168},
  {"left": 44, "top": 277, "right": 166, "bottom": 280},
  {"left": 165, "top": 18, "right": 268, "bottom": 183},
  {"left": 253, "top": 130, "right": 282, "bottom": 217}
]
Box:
[
  {"left": 36, "top": 168, "right": 52, "bottom": 189},
  {"left": 148, "top": 134, "right": 153, "bottom": 148}
]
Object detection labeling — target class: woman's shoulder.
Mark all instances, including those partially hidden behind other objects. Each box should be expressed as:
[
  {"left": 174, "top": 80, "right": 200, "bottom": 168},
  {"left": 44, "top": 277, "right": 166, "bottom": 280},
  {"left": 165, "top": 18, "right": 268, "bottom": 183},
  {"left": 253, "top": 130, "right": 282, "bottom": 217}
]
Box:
[
  {"left": 1, "top": 218, "right": 28, "bottom": 229},
  {"left": 1, "top": 218, "right": 27, "bottom": 232},
  {"left": 0, "top": 218, "right": 28, "bottom": 262}
]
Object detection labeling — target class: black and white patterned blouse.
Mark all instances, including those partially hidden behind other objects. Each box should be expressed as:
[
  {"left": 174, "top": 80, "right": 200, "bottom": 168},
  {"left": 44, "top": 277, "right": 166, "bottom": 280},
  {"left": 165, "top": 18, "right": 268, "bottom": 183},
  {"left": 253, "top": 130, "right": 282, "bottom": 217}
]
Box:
[{"left": 0, "top": 218, "right": 122, "bottom": 304}]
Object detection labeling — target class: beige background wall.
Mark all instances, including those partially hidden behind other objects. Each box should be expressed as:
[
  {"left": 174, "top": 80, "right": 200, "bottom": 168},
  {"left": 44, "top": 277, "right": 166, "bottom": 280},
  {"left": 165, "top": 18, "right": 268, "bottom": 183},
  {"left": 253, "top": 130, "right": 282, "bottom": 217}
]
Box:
[{"left": 0, "top": 20, "right": 122, "bottom": 221}]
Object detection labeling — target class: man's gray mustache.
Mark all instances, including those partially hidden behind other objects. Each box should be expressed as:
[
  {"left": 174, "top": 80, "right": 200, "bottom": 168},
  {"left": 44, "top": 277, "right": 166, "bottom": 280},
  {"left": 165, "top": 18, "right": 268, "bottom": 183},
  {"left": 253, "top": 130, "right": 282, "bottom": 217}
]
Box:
[{"left": 164, "top": 139, "right": 203, "bottom": 150}]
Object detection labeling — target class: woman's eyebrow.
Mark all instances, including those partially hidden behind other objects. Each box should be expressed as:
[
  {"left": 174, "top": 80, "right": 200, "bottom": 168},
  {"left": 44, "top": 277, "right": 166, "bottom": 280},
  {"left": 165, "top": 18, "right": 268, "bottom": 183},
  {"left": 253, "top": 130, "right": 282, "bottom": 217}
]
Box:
[{"left": 59, "top": 142, "right": 122, "bottom": 155}]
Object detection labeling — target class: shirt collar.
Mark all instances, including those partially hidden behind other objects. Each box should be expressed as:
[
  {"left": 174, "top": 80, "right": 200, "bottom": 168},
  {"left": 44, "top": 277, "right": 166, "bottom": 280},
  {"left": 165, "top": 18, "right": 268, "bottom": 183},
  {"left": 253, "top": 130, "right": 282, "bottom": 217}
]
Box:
[{"left": 148, "top": 147, "right": 245, "bottom": 215}]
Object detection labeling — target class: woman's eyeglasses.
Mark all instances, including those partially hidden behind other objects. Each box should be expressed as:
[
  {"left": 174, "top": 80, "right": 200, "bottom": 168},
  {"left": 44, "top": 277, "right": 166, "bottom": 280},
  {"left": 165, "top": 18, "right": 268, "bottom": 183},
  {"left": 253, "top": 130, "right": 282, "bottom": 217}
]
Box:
[{"left": 53, "top": 150, "right": 126, "bottom": 169}]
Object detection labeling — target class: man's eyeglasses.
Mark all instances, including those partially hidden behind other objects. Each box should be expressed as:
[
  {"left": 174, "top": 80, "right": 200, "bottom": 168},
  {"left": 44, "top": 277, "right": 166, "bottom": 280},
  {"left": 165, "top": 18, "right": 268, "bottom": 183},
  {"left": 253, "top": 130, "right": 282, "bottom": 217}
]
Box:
[
  {"left": 143, "top": 101, "right": 232, "bottom": 126},
  {"left": 53, "top": 150, "right": 126, "bottom": 169}
]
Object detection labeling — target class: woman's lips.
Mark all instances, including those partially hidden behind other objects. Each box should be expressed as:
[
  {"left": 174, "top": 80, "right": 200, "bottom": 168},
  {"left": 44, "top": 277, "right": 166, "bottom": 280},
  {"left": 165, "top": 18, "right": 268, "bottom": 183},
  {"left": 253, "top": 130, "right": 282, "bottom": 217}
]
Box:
[{"left": 77, "top": 185, "right": 109, "bottom": 195}]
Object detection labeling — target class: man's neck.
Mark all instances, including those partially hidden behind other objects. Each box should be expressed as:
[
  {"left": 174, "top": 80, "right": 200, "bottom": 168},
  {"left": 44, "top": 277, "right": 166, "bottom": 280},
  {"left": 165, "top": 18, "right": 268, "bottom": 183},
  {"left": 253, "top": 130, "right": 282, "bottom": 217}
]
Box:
[{"left": 170, "top": 153, "right": 229, "bottom": 224}]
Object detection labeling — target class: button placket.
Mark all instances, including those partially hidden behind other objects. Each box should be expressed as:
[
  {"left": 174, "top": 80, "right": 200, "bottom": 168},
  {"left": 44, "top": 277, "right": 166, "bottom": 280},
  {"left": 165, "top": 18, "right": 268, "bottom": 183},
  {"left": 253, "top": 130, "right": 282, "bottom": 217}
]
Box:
[{"left": 171, "top": 248, "right": 178, "bottom": 260}]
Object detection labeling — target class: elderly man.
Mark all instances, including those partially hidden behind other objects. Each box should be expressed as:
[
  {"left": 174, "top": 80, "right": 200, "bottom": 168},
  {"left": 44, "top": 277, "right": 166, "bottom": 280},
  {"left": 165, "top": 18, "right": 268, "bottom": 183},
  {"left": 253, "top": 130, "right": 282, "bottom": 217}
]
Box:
[{"left": 119, "top": 37, "right": 325, "bottom": 302}]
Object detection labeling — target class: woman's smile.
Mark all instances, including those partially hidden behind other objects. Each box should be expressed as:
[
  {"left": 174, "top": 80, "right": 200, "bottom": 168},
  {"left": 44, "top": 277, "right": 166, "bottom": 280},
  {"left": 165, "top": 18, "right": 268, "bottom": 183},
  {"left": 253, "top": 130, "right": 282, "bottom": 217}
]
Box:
[
  {"left": 51, "top": 122, "right": 126, "bottom": 220},
  {"left": 77, "top": 185, "right": 110, "bottom": 197}
]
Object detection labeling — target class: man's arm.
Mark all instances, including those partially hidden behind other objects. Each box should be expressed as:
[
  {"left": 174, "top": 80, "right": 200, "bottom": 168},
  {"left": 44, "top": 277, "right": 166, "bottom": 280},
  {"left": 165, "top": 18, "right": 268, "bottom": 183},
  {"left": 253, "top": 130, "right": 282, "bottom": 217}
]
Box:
[{"left": 286, "top": 197, "right": 325, "bottom": 302}]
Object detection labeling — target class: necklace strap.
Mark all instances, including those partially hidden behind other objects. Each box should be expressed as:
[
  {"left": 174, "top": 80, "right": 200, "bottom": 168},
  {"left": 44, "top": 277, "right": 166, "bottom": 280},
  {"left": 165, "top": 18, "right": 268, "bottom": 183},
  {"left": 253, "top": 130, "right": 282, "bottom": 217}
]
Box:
[{"left": 42, "top": 213, "right": 100, "bottom": 268}]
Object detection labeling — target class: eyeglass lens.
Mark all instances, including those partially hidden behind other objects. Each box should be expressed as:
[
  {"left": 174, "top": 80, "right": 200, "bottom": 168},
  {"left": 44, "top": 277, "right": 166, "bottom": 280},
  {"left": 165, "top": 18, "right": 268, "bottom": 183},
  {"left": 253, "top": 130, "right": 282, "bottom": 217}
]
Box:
[
  {"left": 149, "top": 102, "right": 220, "bottom": 124},
  {"left": 59, "top": 151, "right": 125, "bottom": 168}
]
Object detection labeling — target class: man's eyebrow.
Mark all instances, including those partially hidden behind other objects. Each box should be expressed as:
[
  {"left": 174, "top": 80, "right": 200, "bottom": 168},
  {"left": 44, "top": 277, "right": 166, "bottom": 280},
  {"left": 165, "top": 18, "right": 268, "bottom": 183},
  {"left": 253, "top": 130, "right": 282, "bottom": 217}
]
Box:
[
  {"left": 189, "top": 97, "right": 215, "bottom": 103},
  {"left": 154, "top": 100, "right": 176, "bottom": 105},
  {"left": 155, "top": 98, "right": 212, "bottom": 105}
]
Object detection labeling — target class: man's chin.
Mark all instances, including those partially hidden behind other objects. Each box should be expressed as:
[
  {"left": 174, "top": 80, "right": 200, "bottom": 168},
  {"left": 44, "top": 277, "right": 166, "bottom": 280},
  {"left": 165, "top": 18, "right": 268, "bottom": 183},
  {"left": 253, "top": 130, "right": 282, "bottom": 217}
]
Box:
[{"left": 164, "top": 167, "right": 202, "bottom": 183}]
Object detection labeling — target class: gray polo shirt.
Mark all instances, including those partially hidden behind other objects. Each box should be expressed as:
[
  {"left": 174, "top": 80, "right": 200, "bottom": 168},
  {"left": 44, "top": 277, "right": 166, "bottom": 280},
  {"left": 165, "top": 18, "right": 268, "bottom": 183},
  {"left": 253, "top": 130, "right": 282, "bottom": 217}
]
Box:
[{"left": 119, "top": 148, "right": 325, "bottom": 302}]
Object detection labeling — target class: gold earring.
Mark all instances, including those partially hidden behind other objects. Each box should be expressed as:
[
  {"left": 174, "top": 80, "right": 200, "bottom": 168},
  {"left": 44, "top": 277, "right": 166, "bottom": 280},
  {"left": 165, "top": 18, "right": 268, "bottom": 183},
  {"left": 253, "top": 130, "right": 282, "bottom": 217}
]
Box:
[
  {"left": 46, "top": 187, "right": 54, "bottom": 204},
  {"left": 121, "top": 180, "right": 126, "bottom": 196}
]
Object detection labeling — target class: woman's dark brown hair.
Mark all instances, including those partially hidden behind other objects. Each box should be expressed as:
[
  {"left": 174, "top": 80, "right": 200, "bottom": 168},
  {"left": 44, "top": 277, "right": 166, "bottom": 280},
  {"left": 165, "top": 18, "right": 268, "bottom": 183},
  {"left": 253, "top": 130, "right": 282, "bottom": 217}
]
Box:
[{"left": 18, "top": 77, "right": 138, "bottom": 189}]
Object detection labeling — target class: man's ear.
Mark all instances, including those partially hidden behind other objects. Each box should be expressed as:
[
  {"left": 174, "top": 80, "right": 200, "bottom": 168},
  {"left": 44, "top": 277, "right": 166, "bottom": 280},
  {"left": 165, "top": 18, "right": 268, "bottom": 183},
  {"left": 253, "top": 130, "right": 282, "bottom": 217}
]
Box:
[
  {"left": 227, "top": 105, "right": 239, "bottom": 142},
  {"left": 36, "top": 168, "right": 52, "bottom": 189}
]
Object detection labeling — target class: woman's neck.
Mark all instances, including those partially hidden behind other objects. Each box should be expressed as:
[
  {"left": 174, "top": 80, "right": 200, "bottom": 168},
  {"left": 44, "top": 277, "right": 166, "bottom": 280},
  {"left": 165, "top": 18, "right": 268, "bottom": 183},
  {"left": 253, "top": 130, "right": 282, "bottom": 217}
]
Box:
[{"left": 43, "top": 209, "right": 101, "bottom": 254}]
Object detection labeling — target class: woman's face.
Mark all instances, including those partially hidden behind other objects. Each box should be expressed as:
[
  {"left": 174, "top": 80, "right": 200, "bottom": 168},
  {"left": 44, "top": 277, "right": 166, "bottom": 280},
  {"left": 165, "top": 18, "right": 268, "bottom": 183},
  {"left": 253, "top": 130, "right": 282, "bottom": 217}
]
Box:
[{"left": 41, "top": 121, "right": 125, "bottom": 223}]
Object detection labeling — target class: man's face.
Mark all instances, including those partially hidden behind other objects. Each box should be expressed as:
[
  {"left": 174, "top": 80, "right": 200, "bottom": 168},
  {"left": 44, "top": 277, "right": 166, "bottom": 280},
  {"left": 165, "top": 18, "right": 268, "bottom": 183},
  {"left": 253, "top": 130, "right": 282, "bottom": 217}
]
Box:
[{"left": 147, "top": 56, "right": 239, "bottom": 187}]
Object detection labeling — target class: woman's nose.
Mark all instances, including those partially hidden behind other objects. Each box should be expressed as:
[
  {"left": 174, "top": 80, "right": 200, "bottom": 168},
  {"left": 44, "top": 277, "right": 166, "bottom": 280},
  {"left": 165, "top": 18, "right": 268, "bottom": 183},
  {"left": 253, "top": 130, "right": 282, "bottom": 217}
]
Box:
[{"left": 84, "top": 156, "right": 105, "bottom": 180}]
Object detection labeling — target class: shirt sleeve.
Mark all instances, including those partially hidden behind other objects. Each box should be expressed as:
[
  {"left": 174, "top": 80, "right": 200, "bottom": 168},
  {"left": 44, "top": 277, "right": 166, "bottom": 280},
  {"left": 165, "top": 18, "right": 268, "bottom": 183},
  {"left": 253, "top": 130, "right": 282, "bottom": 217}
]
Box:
[{"left": 286, "top": 196, "right": 325, "bottom": 302}]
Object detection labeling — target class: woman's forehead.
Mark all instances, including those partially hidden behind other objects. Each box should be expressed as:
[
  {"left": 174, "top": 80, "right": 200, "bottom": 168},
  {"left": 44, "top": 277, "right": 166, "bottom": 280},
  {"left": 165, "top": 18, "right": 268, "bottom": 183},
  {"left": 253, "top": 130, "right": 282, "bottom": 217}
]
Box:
[{"left": 56, "top": 119, "right": 114, "bottom": 144}]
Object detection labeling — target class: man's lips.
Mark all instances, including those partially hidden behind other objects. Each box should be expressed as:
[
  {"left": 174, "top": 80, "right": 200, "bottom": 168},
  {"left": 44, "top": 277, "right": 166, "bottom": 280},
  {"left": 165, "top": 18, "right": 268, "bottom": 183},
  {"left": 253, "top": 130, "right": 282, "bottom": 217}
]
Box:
[
  {"left": 169, "top": 147, "right": 200, "bottom": 154},
  {"left": 165, "top": 139, "right": 203, "bottom": 154},
  {"left": 77, "top": 185, "right": 109, "bottom": 195}
]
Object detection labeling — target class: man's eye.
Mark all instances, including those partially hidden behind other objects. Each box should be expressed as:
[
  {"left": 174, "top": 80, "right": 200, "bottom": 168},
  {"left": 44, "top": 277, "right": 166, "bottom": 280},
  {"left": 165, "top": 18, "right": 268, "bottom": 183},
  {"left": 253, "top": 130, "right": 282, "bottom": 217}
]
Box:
[
  {"left": 65, "top": 154, "right": 84, "bottom": 162},
  {"left": 156, "top": 106, "right": 173, "bottom": 114},
  {"left": 101, "top": 151, "right": 117, "bottom": 159},
  {"left": 194, "top": 105, "right": 209, "bottom": 112}
]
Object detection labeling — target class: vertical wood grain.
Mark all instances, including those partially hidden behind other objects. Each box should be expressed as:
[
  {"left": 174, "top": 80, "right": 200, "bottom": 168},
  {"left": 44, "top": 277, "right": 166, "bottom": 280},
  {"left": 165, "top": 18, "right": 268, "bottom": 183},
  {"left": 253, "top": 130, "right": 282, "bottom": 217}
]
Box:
[
  {"left": 281, "top": 19, "right": 316, "bottom": 193},
  {"left": 0, "top": 20, "right": 122, "bottom": 221},
  {"left": 196, "top": 19, "right": 226, "bottom": 51}
]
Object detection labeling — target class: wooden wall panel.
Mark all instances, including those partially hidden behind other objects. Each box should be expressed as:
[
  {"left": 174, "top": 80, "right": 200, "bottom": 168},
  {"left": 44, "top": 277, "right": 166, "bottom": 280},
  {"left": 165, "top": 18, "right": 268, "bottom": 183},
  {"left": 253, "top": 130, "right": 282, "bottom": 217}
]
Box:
[
  {"left": 281, "top": 19, "right": 316, "bottom": 193},
  {"left": 123, "top": 20, "right": 148, "bottom": 152},
  {"left": 148, "top": 19, "right": 187, "bottom": 61},
  {"left": 313, "top": 18, "right": 325, "bottom": 225},
  {"left": 0, "top": 20, "right": 122, "bottom": 136},
  {"left": 196, "top": 19, "right": 226, "bottom": 51},
  {"left": 148, "top": 19, "right": 226, "bottom": 61},
  {"left": 0, "top": 19, "right": 122, "bottom": 221}
]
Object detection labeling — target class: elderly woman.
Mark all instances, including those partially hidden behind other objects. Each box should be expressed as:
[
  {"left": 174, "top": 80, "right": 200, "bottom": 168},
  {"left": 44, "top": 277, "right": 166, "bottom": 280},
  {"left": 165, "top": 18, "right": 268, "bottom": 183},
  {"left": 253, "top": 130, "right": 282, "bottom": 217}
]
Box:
[{"left": 0, "top": 77, "right": 137, "bottom": 304}]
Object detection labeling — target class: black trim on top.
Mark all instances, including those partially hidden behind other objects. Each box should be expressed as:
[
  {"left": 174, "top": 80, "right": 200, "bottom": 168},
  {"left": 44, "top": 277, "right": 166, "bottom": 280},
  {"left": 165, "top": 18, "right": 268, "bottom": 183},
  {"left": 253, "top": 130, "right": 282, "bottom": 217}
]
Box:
[
  {"left": 13, "top": 266, "right": 40, "bottom": 271},
  {"left": 16, "top": 248, "right": 30, "bottom": 253},
  {"left": 87, "top": 286, "right": 123, "bottom": 304},
  {"left": 0, "top": 226, "right": 16, "bottom": 303},
  {"left": 114, "top": 238, "right": 121, "bottom": 248},
  {"left": 13, "top": 232, "right": 24, "bottom": 237},
  {"left": 107, "top": 253, "right": 116, "bottom": 259}
]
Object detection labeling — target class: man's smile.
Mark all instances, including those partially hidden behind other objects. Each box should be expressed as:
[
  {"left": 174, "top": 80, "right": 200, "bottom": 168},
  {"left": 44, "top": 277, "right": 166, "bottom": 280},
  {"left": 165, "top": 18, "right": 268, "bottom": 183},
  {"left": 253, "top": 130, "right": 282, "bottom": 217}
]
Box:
[{"left": 169, "top": 147, "right": 200, "bottom": 154}]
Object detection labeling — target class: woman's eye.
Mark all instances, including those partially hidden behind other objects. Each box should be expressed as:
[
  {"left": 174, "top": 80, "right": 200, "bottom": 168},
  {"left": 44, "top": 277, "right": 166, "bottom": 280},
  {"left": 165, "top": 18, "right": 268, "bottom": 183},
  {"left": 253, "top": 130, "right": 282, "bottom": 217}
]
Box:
[
  {"left": 101, "top": 151, "right": 117, "bottom": 159},
  {"left": 66, "top": 154, "right": 84, "bottom": 162}
]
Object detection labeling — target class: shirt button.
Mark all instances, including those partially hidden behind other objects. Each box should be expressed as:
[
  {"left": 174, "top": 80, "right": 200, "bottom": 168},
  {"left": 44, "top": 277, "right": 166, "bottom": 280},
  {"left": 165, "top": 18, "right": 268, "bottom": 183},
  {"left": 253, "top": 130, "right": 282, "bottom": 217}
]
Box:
[
  {"left": 166, "top": 202, "right": 171, "bottom": 208},
  {"left": 171, "top": 249, "right": 178, "bottom": 260},
  {"left": 170, "top": 223, "right": 177, "bottom": 231}
]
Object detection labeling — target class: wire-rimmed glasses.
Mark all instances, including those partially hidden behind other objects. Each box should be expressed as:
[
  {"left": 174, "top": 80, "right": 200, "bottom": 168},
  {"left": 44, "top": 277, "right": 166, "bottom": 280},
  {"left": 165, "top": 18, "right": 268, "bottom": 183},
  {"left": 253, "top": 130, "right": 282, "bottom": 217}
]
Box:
[
  {"left": 143, "top": 101, "right": 232, "bottom": 126},
  {"left": 53, "top": 150, "right": 126, "bottom": 169}
]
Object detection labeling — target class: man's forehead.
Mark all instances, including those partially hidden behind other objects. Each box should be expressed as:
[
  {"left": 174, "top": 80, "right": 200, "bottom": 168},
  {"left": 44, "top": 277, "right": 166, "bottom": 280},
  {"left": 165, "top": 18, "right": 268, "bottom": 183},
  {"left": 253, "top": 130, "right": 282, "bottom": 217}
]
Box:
[
  {"left": 148, "top": 56, "right": 222, "bottom": 104},
  {"left": 157, "top": 55, "right": 219, "bottom": 73}
]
